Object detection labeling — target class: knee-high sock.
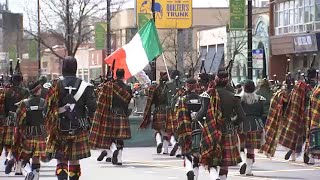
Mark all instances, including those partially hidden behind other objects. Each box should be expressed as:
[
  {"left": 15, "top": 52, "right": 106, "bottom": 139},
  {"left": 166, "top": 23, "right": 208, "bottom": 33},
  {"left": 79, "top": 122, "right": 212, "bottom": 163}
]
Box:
[
  {"left": 155, "top": 133, "right": 162, "bottom": 146},
  {"left": 185, "top": 156, "right": 193, "bottom": 173},
  {"left": 170, "top": 136, "right": 177, "bottom": 146},
  {"left": 6, "top": 150, "right": 13, "bottom": 160},
  {"left": 30, "top": 163, "right": 40, "bottom": 180},
  {"left": 245, "top": 158, "right": 254, "bottom": 175},
  {"left": 110, "top": 142, "right": 117, "bottom": 152},
  {"left": 69, "top": 164, "right": 81, "bottom": 180},
  {"left": 15, "top": 160, "right": 22, "bottom": 174},
  {"left": 117, "top": 149, "right": 123, "bottom": 163},
  {"left": 163, "top": 140, "right": 169, "bottom": 154},
  {"left": 209, "top": 167, "right": 219, "bottom": 180},
  {"left": 106, "top": 149, "right": 113, "bottom": 158},
  {"left": 240, "top": 151, "right": 246, "bottom": 165}
]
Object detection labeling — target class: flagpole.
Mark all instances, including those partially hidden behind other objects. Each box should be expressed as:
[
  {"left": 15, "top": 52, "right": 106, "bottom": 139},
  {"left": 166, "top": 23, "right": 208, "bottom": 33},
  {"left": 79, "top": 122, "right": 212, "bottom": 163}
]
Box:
[
  {"left": 151, "top": 0, "right": 156, "bottom": 81},
  {"left": 162, "top": 53, "right": 171, "bottom": 81}
]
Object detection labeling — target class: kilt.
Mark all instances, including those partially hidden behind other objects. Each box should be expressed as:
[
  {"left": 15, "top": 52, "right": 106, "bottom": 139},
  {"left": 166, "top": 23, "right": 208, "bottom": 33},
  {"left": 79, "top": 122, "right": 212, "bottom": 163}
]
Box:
[
  {"left": 165, "top": 109, "right": 177, "bottom": 134},
  {"left": 47, "top": 131, "right": 91, "bottom": 161},
  {"left": 0, "top": 126, "right": 3, "bottom": 148},
  {"left": 279, "top": 127, "right": 303, "bottom": 150},
  {"left": 220, "top": 133, "right": 241, "bottom": 166},
  {"left": 89, "top": 111, "right": 131, "bottom": 150},
  {"left": 152, "top": 110, "right": 167, "bottom": 131},
  {"left": 20, "top": 136, "right": 46, "bottom": 158},
  {"left": 2, "top": 126, "right": 14, "bottom": 147},
  {"left": 238, "top": 130, "right": 263, "bottom": 149}
]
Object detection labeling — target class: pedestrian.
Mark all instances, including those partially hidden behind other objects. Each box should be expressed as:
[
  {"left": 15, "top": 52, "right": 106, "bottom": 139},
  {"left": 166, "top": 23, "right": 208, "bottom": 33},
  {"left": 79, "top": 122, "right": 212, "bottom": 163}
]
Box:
[
  {"left": 14, "top": 80, "right": 46, "bottom": 180},
  {"left": 238, "top": 80, "right": 266, "bottom": 176},
  {"left": 90, "top": 68, "right": 133, "bottom": 166},
  {"left": 45, "top": 56, "right": 96, "bottom": 180}
]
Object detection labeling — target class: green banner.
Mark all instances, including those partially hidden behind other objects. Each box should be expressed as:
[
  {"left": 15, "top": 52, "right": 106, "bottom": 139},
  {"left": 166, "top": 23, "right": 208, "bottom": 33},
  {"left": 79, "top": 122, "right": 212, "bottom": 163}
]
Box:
[
  {"left": 229, "top": 0, "right": 246, "bottom": 30},
  {"left": 9, "top": 46, "right": 17, "bottom": 62},
  {"left": 95, "top": 23, "right": 107, "bottom": 50},
  {"left": 138, "top": 13, "right": 152, "bottom": 30},
  {"left": 29, "top": 39, "right": 38, "bottom": 60}
]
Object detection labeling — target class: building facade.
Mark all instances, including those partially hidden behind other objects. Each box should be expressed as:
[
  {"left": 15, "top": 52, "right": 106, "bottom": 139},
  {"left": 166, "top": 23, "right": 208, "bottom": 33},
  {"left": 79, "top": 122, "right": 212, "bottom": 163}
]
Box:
[{"left": 269, "top": 0, "right": 320, "bottom": 81}]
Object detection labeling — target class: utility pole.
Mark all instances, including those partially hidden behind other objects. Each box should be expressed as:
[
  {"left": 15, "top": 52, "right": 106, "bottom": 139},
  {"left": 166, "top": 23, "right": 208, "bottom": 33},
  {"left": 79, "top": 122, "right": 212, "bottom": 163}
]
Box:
[
  {"left": 66, "top": 0, "right": 71, "bottom": 56},
  {"left": 37, "top": 0, "right": 41, "bottom": 77},
  {"left": 102, "top": 0, "right": 112, "bottom": 77},
  {"left": 151, "top": 0, "right": 156, "bottom": 81},
  {"left": 247, "top": 0, "right": 253, "bottom": 80}
]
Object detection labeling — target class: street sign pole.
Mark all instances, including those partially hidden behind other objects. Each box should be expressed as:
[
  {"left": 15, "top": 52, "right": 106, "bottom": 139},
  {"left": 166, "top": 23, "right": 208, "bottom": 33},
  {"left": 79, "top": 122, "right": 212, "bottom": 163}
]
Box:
[{"left": 151, "top": 0, "right": 156, "bottom": 81}]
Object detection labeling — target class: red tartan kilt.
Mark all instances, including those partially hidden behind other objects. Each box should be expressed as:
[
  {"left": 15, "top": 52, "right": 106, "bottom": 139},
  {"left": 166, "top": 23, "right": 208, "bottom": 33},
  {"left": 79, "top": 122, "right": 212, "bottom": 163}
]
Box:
[
  {"left": 109, "top": 113, "right": 131, "bottom": 139},
  {"left": 152, "top": 111, "right": 166, "bottom": 131},
  {"left": 238, "top": 130, "right": 263, "bottom": 149},
  {"left": 2, "top": 126, "right": 14, "bottom": 147},
  {"left": 20, "top": 136, "right": 46, "bottom": 158},
  {"left": 165, "top": 110, "right": 177, "bottom": 134},
  {"left": 48, "top": 131, "right": 91, "bottom": 161},
  {"left": 220, "top": 133, "right": 241, "bottom": 166},
  {"left": 279, "top": 124, "right": 302, "bottom": 150}
]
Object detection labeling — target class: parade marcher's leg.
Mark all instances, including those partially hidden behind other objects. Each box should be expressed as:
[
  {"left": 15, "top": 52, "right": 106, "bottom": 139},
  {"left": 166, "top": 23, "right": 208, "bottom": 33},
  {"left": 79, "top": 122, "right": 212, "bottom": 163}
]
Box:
[
  {"left": 245, "top": 148, "right": 254, "bottom": 176},
  {"left": 155, "top": 132, "right": 163, "bottom": 154},
  {"left": 193, "top": 156, "right": 199, "bottom": 180},
  {"left": 209, "top": 166, "right": 220, "bottom": 180},
  {"left": 56, "top": 160, "right": 68, "bottom": 180},
  {"left": 25, "top": 157, "right": 40, "bottom": 180},
  {"left": 163, "top": 134, "right": 170, "bottom": 154},
  {"left": 113, "top": 140, "right": 124, "bottom": 165},
  {"left": 239, "top": 148, "right": 247, "bottom": 175},
  {"left": 5, "top": 150, "right": 14, "bottom": 174},
  {"left": 185, "top": 155, "right": 194, "bottom": 180},
  {"left": 108, "top": 141, "right": 117, "bottom": 162},
  {"left": 69, "top": 160, "right": 81, "bottom": 180},
  {"left": 170, "top": 136, "right": 179, "bottom": 156},
  {"left": 284, "top": 150, "right": 293, "bottom": 160},
  {"left": 219, "top": 167, "right": 228, "bottom": 180}
]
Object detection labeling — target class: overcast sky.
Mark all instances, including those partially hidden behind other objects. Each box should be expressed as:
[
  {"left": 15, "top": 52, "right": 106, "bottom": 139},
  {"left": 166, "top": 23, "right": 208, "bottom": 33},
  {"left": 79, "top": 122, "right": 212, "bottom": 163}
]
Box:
[{"left": 8, "top": 0, "right": 229, "bottom": 14}]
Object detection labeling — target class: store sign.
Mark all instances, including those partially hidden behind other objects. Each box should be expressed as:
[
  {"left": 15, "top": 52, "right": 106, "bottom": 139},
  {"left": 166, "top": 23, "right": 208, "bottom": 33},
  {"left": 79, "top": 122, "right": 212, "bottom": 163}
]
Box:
[
  {"left": 252, "top": 49, "right": 263, "bottom": 69},
  {"left": 136, "top": 0, "right": 192, "bottom": 29},
  {"left": 294, "top": 34, "right": 318, "bottom": 53},
  {"left": 229, "top": 0, "right": 245, "bottom": 30}
]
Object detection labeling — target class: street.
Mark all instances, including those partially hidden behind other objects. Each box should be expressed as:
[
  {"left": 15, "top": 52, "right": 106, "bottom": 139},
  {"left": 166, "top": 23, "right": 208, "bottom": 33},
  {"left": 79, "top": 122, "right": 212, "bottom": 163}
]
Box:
[{"left": 0, "top": 146, "right": 319, "bottom": 180}]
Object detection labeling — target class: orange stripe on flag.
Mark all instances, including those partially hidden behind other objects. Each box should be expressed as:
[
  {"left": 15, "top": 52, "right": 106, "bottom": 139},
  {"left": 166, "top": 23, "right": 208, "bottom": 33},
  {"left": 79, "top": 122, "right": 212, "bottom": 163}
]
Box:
[{"left": 104, "top": 48, "right": 131, "bottom": 80}]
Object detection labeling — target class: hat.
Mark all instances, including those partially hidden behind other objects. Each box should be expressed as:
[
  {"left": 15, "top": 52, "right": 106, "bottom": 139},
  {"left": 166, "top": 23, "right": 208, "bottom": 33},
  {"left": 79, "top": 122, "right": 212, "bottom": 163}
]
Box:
[
  {"left": 62, "top": 56, "right": 77, "bottom": 76},
  {"left": 28, "top": 80, "right": 42, "bottom": 94},
  {"left": 215, "top": 68, "right": 229, "bottom": 87}
]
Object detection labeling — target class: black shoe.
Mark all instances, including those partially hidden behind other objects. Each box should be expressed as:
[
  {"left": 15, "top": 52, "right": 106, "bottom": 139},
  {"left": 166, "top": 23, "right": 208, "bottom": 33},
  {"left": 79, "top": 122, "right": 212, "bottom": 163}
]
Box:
[
  {"left": 106, "top": 157, "right": 112, "bottom": 162},
  {"left": 170, "top": 144, "right": 179, "bottom": 156},
  {"left": 15, "top": 172, "right": 23, "bottom": 176},
  {"left": 97, "top": 150, "right": 108, "bottom": 161},
  {"left": 176, "top": 154, "right": 182, "bottom": 158},
  {"left": 239, "top": 163, "right": 247, "bottom": 175},
  {"left": 186, "top": 171, "right": 194, "bottom": 180},
  {"left": 112, "top": 150, "right": 119, "bottom": 165},
  {"left": 4, "top": 159, "right": 7, "bottom": 165},
  {"left": 285, "top": 150, "right": 293, "bottom": 160},
  {"left": 5, "top": 159, "right": 14, "bottom": 174},
  {"left": 157, "top": 143, "right": 163, "bottom": 154},
  {"left": 116, "top": 163, "right": 123, "bottom": 166}
]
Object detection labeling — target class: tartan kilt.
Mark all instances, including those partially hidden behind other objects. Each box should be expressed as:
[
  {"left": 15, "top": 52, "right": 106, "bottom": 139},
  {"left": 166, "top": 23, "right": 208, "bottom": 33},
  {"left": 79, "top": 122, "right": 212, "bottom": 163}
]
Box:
[
  {"left": 279, "top": 125, "right": 303, "bottom": 150},
  {"left": 165, "top": 109, "right": 178, "bottom": 134},
  {"left": 0, "top": 126, "right": 3, "bottom": 149},
  {"left": 108, "top": 112, "right": 131, "bottom": 140},
  {"left": 152, "top": 110, "right": 167, "bottom": 131},
  {"left": 2, "top": 126, "right": 14, "bottom": 147},
  {"left": 46, "top": 130, "right": 91, "bottom": 161},
  {"left": 220, "top": 133, "right": 241, "bottom": 166},
  {"left": 238, "top": 130, "right": 263, "bottom": 149},
  {"left": 20, "top": 136, "right": 46, "bottom": 158}
]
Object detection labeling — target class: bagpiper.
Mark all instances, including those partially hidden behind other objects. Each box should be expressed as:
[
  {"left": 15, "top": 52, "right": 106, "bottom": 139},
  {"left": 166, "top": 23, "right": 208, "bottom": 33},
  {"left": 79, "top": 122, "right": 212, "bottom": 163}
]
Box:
[
  {"left": 14, "top": 80, "right": 46, "bottom": 180},
  {"left": 45, "top": 56, "right": 96, "bottom": 180},
  {"left": 140, "top": 72, "right": 171, "bottom": 154},
  {"left": 4, "top": 59, "right": 29, "bottom": 175},
  {"left": 90, "top": 68, "right": 133, "bottom": 166}
]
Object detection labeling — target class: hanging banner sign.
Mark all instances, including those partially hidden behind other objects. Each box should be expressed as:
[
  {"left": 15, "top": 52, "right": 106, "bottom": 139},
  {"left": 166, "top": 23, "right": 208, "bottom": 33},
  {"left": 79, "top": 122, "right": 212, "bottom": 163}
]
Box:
[
  {"left": 95, "top": 23, "right": 107, "bottom": 50},
  {"left": 229, "top": 0, "right": 246, "bottom": 30}
]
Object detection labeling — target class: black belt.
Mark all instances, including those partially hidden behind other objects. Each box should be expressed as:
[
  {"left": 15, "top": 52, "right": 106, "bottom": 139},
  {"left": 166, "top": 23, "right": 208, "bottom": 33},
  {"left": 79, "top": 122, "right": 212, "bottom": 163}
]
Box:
[
  {"left": 154, "top": 106, "right": 166, "bottom": 112},
  {"left": 110, "top": 108, "right": 129, "bottom": 116},
  {"left": 24, "top": 125, "right": 47, "bottom": 137}
]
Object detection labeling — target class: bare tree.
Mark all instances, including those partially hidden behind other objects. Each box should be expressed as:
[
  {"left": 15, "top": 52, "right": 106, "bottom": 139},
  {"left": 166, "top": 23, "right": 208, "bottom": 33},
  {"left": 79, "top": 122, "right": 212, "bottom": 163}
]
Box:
[
  {"left": 25, "top": 0, "right": 128, "bottom": 59},
  {"left": 227, "top": 30, "right": 247, "bottom": 76}
]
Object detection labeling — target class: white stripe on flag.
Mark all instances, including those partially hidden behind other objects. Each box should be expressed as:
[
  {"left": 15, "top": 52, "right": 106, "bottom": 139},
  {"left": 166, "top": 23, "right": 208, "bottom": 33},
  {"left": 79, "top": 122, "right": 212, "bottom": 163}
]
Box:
[{"left": 123, "top": 34, "right": 149, "bottom": 77}]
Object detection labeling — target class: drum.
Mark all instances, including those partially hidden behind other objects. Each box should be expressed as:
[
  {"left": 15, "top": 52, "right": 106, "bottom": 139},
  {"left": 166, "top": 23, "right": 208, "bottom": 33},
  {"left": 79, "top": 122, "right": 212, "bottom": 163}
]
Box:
[{"left": 309, "top": 128, "right": 320, "bottom": 155}]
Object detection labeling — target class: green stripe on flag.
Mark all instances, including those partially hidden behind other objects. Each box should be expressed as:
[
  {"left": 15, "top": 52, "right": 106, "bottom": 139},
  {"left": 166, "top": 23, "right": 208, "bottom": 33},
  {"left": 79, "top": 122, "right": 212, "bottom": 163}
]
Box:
[{"left": 139, "top": 20, "right": 162, "bottom": 62}]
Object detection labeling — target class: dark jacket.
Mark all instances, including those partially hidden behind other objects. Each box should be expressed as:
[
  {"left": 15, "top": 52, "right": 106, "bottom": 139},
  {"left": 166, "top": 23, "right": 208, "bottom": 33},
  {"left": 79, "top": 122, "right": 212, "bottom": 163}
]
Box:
[
  {"left": 256, "top": 86, "right": 273, "bottom": 117},
  {"left": 216, "top": 86, "right": 246, "bottom": 134},
  {"left": 5, "top": 85, "right": 29, "bottom": 116},
  {"left": 112, "top": 79, "right": 132, "bottom": 111}
]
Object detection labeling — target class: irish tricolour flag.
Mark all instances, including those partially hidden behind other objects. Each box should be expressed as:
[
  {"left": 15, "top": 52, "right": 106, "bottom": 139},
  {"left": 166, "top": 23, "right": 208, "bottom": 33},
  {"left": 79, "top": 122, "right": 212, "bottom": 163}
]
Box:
[{"left": 105, "top": 20, "right": 162, "bottom": 80}]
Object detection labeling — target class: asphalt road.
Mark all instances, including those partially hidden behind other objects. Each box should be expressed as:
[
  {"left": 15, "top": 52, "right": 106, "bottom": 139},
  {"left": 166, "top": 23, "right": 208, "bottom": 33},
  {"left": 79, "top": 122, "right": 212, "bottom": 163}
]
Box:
[{"left": 0, "top": 146, "right": 319, "bottom": 180}]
